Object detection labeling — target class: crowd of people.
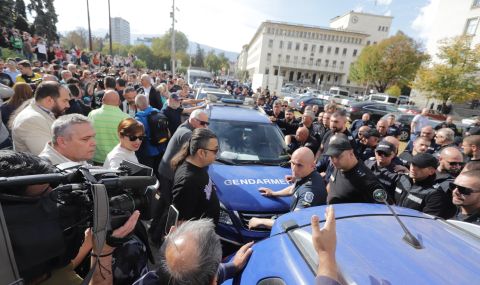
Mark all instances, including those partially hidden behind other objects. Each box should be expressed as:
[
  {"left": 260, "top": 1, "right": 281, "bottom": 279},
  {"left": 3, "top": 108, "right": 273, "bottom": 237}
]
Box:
[{"left": 0, "top": 46, "right": 480, "bottom": 284}]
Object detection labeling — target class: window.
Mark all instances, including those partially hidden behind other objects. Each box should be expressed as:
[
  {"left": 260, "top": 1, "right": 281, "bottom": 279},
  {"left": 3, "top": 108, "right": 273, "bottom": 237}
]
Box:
[
  {"left": 311, "top": 44, "right": 316, "bottom": 52},
  {"left": 332, "top": 60, "right": 337, "bottom": 68},
  {"left": 335, "top": 47, "right": 339, "bottom": 55},
  {"left": 267, "top": 53, "right": 271, "bottom": 61},
  {"left": 309, "top": 58, "right": 313, "bottom": 65},
  {"left": 278, "top": 54, "right": 282, "bottom": 62},
  {"left": 465, "top": 18, "right": 479, "bottom": 35},
  {"left": 367, "top": 40, "right": 371, "bottom": 46},
  {"left": 474, "top": 0, "right": 480, "bottom": 8},
  {"left": 265, "top": 68, "right": 269, "bottom": 74},
  {"left": 295, "top": 43, "right": 300, "bottom": 50},
  {"left": 353, "top": 49, "right": 358, "bottom": 57},
  {"left": 385, "top": 26, "right": 389, "bottom": 32},
  {"left": 325, "top": 60, "right": 329, "bottom": 67},
  {"left": 319, "top": 45, "right": 324, "bottom": 53},
  {"left": 378, "top": 26, "right": 382, "bottom": 31},
  {"left": 268, "top": 39, "right": 273, "bottom": 48},
  {"left": 342, "top": 48, "right": 347, "bottom": 56},
  {"left": 327, "top": 46, "right": 332, "bottom": 54},
  {"left": 288, "top": 41, "right": 292, "bottom": 50},
  {"left": 301, "top": 57, "right": 306, "bottom": 64},
  {"left": 316, "top": 59, "right": 321, "bottom": 66},
  {"left": 274, "top": 69, "right": 278, "bottom": 76},
  {"left": 294, "top": 56, "right": 298, "bottom": 64},
  {"left": 303, "top": 43, "right": 308, "bottom": 51},
  {"left": 279, "top": 40, "right": 284, "bottom": 49},
  {"left": 286, "top": 55, "right": 290, "bottom": 63},
  {"left": 340, "top": 61, "right": 344, "bottom": 69}
]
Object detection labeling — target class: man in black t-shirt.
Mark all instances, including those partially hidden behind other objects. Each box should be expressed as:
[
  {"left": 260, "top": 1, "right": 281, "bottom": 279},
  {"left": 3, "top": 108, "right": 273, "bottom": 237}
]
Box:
[
  {"left": 325, "top": 134, "right": 384, "bottom": 204},
  {"left": 285, "top": 126, "right": 320, "bottom": 155},
  {"left": 161, "top": 92, "right": 206, "bottom": 135},
  {"left": 320, "top": 110, "right": 356, "bottom": 158}
]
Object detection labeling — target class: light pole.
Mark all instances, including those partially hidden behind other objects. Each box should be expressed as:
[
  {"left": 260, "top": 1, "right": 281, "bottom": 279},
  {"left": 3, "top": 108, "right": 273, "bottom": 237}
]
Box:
[
  {"left": 108, "top": 0, "right": 112, "bottom": 55},
  {"left": 86, "top": 0, "right": 93, "bottom": 51},
  {"left": 170, "top": 0, "right": 177, "bottom": 74}
]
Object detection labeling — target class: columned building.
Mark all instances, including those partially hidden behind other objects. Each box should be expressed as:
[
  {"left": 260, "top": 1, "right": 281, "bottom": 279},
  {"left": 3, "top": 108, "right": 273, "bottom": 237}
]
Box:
[{"left": 240, "top": 11, "right": 393, "bottom": 94}]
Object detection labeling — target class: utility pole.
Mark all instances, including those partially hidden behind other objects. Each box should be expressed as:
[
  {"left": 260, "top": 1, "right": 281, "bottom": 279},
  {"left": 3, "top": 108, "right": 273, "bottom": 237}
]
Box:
[
  {"left": 170, "top": 0, "right": 177, "bottom": 74},
  {"left": 108, "top": 0, "right": 112, "bottom": 55},
  {"left": 86, "top": 0, "right": 93, "bottom": 51}
]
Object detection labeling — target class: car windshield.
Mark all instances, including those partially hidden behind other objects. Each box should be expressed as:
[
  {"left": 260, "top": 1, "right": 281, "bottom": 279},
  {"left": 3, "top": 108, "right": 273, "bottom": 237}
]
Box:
[
  {"left": 208, "top": 120, "right": 289, "bottom": 165},
  {"left": 198, "top": 92, "right": 234, "bottom": 101}
]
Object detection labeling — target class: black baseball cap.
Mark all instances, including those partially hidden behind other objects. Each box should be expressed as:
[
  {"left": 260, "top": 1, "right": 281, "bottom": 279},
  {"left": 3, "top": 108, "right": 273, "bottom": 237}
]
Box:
[
  {"left": 376, "top": 141, "right": 396, "bottom": 156},
  {"left": 325, "top": 136, "right": 353, "bottom": 156},
  {"left": 411, "top": 153, "right": 438, "bottom": 169}
]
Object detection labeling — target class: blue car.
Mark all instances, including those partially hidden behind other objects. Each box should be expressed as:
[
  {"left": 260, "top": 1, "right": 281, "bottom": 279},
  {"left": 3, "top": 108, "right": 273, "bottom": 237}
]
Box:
[
  {"left": 206, "top": 100, "right": 292, "bottom": 245},
  {"left": 222, "top": 204, "right": 480, "bottom": 285}
]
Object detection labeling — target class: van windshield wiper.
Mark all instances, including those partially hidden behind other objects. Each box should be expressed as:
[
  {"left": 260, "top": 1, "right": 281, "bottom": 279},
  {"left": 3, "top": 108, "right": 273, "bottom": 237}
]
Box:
[
  {"left": 235, "top": 160, "right": 282, "bottom": 166},
  {"left": 215, "top": 157, "right": 236, "bottom": 165}
]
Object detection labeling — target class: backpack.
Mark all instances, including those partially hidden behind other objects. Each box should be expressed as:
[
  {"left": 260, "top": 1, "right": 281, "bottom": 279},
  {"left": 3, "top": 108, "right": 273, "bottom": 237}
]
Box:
[{"left": 147, "top": 110, "right": 170, "bottom": 146}]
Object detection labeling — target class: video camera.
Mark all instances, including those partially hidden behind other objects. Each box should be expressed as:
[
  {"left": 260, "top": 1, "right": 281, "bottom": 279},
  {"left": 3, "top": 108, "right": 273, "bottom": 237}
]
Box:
[{"left": 0, "top": 161, "right": 156, "bottom": 284}]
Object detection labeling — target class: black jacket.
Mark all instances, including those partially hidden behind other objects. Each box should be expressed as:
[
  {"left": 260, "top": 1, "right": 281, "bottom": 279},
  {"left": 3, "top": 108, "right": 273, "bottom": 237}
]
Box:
[{"left": 137, "top": 86, "right": 163, "bottom": 110}]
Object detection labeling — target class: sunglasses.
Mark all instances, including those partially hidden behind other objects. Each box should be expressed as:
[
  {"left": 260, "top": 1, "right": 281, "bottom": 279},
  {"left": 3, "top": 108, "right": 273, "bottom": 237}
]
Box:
[
  {"left": 196, "top": 119, "right": 209, "bottom": 126},
  {"left": 122, "top": 134, "right": 146, "bottom": 141},
  {"left": 203, "top": 148, "right": 219, "bottom": 154},
  {"left": 375, "top": 151, "right": 391, "bottom": 157},
  {"left": 447, "top": 161, "right": 465, "bottom": 167},
  {"left": 450, "top": 183, "right": 480, "bottom": 195}
]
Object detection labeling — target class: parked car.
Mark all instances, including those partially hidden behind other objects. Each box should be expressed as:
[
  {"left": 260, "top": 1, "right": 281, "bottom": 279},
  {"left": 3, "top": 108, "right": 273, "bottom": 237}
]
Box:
[
  {"left": 294, "top": 96, "right": 327, "bottom": 113},
  {"left": 462, "top": 115, "right": 480, "bottom": 126},
  {"left": 196, "top": 87, "right": 234, "bottom": 101},
  {"left": 424, "top": 109, "right": 448, "bottom": 121},
  {"left": 222, "top": 204, "right": 480, "bottom": 285},
  {"left": 365, "top": 93, "right": 399, "bottom": 104},
  {"left": 397, "top": 104, "right": 420, "bottom": 113},
  {"left": 347, "top": 102, "right": 399, "bottom": 123},
  {"left": 380, "top": 113, "right": 415, "bottom": 141}
]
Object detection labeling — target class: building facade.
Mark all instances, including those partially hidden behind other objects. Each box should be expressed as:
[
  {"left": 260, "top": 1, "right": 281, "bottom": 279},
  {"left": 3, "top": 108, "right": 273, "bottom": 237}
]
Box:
[
  {"left": 239, "top": 11, "right": 393, "bottom": 94},
  {"left": 111, "top": 17, "right": 131, "bottom": 46}
]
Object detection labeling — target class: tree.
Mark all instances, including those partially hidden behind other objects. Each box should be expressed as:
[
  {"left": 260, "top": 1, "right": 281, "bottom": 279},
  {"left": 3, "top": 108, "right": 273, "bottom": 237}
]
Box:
[
  {"left": 28, "top": 0, "right": 58, "bottom": 41},
  {"left": 204, "top": 51, "right": 230, "bottom": 74},
  {"left": 413, "top": 36, "right": 480, "bottom": 105},
  {"left": 349, "top": 31, "right": 428, "bottom": 92},
  {"left": 130, "top": 44, "right": 157, "bottom": 69},
  {"left": 133, "top": 59, "right": 147, "bottom": 69},
  {"left": 151, "top": 30, "right": 189, "bottom": 58},
  {"left": 14, "top": 0, "right": 29, "bottom": 32},
  {"left": 0, "top": 0, "right": 15, "bottom": 27},
  {"left": 193, "top": 44, "right": 205, "bottom": 67},
  {"left": 385, "top": 85, "right": 401, "bottom": 97},
  {"left": 61, "top": 28, "right": 88, "bottom": 50}
]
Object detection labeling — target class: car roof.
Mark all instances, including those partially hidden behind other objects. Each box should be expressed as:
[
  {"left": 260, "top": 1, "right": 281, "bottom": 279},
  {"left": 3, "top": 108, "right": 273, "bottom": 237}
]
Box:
[
  {"left": 351, "top": 101, "right": 391, "bottom": 107},
  {"left": 207, "top": 104, "right": 271, "bottom": 124},
  {"left": 271, "top": 203, "right": 428, "bottom": 235}
]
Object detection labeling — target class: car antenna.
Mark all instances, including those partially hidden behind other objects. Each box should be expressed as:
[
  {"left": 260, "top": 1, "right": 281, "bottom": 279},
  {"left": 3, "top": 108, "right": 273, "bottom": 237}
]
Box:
[{"left": 373, "top": 189, "right": 423, "bottom": 249}]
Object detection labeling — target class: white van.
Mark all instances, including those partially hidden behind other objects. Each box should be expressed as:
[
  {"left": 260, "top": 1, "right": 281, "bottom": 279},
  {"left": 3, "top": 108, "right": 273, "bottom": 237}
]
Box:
[
  {"left": 187, "top": 69, "right": 214, "bottom": 87},
  {"left": 329, "top": 86, "right": 350, "bottom": 97},
  {"left": 367, "top": 94, "right": 398, "bottom": 104}
]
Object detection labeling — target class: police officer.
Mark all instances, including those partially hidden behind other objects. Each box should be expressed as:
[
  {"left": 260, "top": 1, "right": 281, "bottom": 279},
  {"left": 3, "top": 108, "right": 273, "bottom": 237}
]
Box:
[
  {"left": 248, "top": 147, "right": 326, "bottom": 229},
  {"left": 273, "top": 108, "right": 299, "bottom": 136},
  {"left": 325, "top": 134, "right": 384, "bottom": 204},
  {"left": 350, "top": 113, "right": 375, "bottom": 139},
  {"left": 451, "top": 170, "right": 480, "bottom": 225},
  {"left": 386, "top": 114, "right": 401, "bottom": 138},
  {"left": 320, "top": 110, "right": 356, "bottom": 157},
  {"left": 395, "top": 153, "right": 454, "bottom": 218},
  {"left": 399, "top": 136, "right": 431, "bottom": 167},
  {"left": 285, "top": 126, "right": 320, "bottom": 155},
  {"left": 364, "top": 140, "right": 402, "bottom": 201},
  {"left": 300, "top": 110, "right": 323, "bottom": 143},
  {"left": 359, "top": 128, "right": 381, "bottom": 161}
]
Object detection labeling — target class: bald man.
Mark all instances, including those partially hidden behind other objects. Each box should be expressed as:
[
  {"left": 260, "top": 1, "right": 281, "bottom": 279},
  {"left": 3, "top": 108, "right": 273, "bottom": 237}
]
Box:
[
  {"left": 137, "top": 73, "right": 163, "bottom": 110},
  {"left": 285, "top": 126, "right": 320, "bottom": 155},
  {"left": 438, "top": 147, "right": 465, "bottom": 178},
  {"left": 248, "top": 147, "right": 327, "bottom": 229},
  {"left": 88, "top": 90, "right": 129, "bottom": 164}
]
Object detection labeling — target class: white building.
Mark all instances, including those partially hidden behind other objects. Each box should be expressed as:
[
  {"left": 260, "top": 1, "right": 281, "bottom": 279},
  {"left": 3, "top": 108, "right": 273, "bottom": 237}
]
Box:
[
  {"left": 419, "top": 0, "right": 480, "bottom": 61},
  {"left": 111, "top": 17, "right": 131, "bottom": 46},
  {"left": 239, "top": 11, "right": 393, "bottom": 94}
]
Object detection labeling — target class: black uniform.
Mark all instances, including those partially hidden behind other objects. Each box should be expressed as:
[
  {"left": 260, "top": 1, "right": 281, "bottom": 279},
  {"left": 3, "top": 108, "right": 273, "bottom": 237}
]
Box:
[
  {"left": 301, "top": 122, "right": 323, "bottom": 143},
  {"left": 276, "top": 118, "right": 299, "bottom": 136},
  {"left": 360, "top": 146, "right": 377, "bottom": 161},
  {"left": 290, "top": 171, "right": 327, "bottom": 211},
  {"left": 394, "top": 174, "right": 452, "bottom": 219},
  {"left": 398, "top": 150, "right": 414, "bottom": 167},
  {"left": 387, "top": 124, "right": 401, "bottom": 137},
  {"left": 327, "top": 161, "right": 383, "bottom": 204},
  {"left": 287, "top": 135, "right": 320, "bottom": 155},
  {"left": 454, "top": 210, "right": 480, "bottom": 225},
  {"left": 364, "top": 158, "right": 401, "bottom": 202}
]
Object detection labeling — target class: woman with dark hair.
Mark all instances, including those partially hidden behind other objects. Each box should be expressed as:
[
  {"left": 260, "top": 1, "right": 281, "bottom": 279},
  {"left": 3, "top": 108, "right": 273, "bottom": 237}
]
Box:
[
  {"left": 104, "top": 118, "right": 145, "bottom": 169},
  {"left": 1, "top": 82, "right": 33, "bottom": 126},
  {"left": 169, "top": 128, "right": 220, "bottom": 225}
]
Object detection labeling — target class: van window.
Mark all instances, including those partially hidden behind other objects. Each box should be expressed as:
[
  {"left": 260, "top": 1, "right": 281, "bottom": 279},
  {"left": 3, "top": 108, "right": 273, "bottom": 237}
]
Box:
[
  {"left": 339, "top": 90, "right": 349, "bottom": 97},
  {"left": 387, "top": 97, "right": 398, "bottom": 104},
  {"left": 370, "top": 95, "right": 385, "bottom": 102},
  {"left": 330, "top": 89, "right": 338, "bottom": 95}
]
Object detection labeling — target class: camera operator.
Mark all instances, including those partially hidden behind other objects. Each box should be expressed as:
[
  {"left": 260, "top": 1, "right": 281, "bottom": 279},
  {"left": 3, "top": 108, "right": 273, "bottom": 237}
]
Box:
[
  {"left": 38, "top": 114, "right": 152, "bottom": 284},
  {"left": 0, "top": 150, "right": 139, "bottom": 284}
]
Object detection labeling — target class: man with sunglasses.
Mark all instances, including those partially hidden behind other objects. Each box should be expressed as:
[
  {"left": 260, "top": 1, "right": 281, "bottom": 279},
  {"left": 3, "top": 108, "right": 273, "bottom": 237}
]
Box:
[
  {"left": 395, "top": 153, "right": 454, "bottom": 218},
  {"left": 462, "top": 135, "right": 480, "bottom": 162},
  {"left": 451, "top": 170, "right": 480, "bottom": 225}
]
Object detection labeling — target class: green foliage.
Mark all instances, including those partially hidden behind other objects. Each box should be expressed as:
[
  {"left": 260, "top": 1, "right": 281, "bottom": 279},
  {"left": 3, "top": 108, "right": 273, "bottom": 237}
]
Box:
[
  {"left": 133, "top": 59, "right": 147, "bottom": 69},
  {"left": 151, "top": 30, "right": 189, "bottom": 58},
  {"left": 130, "top": 44, "right": 158, "bottom": 69},
  {"left": 385, "top": 85, "right": 401, "bottom": 97},
  {"left": 28, "top": 0, "right": 58, "bottom": 41},
  {"left": 1, "top": 47, "right": 25, "bottom": 60},
  {"left": 61, "top": 28, "right": 88, "bottom": 50},
  {"left": 349, "top": 31, "right": 428, "bottom": 92},
  {"left": 193, "top": 44, "right": 205, "bottom": 67},
  {"left": 204, "top": 51, "right": 230, "bottom": 75},
  {"left": 0, "top": 0, "right": 15, "bottom": 27},
  {"left": 413, "top": 36, "right": 480, "bottom": 104}
]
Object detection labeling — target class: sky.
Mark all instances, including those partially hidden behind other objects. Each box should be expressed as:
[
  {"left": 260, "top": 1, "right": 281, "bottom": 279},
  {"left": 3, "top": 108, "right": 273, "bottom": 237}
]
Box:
[{"left": 52, "top": 0, "right": 435, "bottom": 53}]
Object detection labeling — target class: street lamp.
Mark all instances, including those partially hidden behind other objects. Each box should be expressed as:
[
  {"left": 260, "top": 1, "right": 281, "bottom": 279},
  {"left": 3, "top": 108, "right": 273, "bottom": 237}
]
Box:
[
  {"left": 108, "top": 0, "right": 112, "bottom": 55},
  {"left": 86, "top": 0, "right": 93, "bottom": 51}
]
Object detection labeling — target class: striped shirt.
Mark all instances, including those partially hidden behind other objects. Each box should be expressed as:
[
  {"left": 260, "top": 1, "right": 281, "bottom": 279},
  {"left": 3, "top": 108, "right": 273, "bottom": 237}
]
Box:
[{"left": 88, "top": 105, "right": 129, "bottom": 163}]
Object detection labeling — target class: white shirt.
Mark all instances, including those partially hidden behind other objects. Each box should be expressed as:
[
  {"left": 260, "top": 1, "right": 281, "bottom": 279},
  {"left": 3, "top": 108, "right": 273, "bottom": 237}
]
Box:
[
  {"left": 143, "top": 86, "right": 151, "bottom": 96},
  {"left": 103, "top": 144, "right": 138, "bottom": 169},
  {"left": 37, "top": 43, "right": 47, "bottom": 54},
  {"left": 412, "top": 114, "right": 429, "bottom": 133}
]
